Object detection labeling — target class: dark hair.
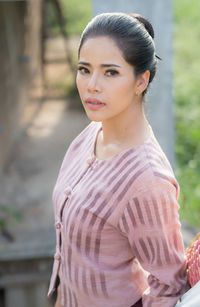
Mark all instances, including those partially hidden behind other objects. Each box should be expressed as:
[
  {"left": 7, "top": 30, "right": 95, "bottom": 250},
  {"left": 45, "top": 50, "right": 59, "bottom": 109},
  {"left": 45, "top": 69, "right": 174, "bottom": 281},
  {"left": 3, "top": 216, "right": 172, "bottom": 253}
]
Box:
[{"left": 78, "top": 12, "right": 159, "bottom": 96}]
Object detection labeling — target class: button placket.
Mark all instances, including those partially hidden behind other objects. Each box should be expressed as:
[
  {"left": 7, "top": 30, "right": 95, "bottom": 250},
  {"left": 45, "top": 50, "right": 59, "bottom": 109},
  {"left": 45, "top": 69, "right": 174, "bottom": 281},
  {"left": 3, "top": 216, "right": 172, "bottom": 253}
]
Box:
[
  {"left": 47, "top": 256, "right": 61, "bottom": 297},
  {"left": 54, "top": 251, "right": 61, "bottom": 261},
  {"left": 64, "top": 186, "right": 72, "bottom": 197},
  {"left": 54, "top": 219, "right": 63, "bottom": 262},
  {"left": 55, "top": 186, "right": 72, "bottom": 262},
  {"left": 54, "top": 221, "right": 63, "bottom": 230},
  {"left": 55, "top": 186, "right": 72, "bottom": 259},
  {"left": 55, "top": 221, "right": 62, "bottom": 248},
  {"left": 58, "top": 186, "right": 72, "bottom": 222},
  {"left": 47, "top": 220, "right": 63, "bottom": 298},
  {"left": 48, "top": 186, "right": 72, "bottom": 296},
  {"left": 49, "top": 160, "right": 95, "bottom": 297},
  {"left": 87, "top": 155, "right": 97, "bottom": 169},
  {"left": 87, "top": 156, "right": 95, "bottom": 165}
]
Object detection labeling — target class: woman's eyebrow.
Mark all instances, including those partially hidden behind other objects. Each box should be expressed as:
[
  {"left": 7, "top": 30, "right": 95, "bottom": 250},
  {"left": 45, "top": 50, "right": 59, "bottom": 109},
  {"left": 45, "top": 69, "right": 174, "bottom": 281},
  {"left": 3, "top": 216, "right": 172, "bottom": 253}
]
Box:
[{"left": 78, "top": 61, "right": 121, "bottom": 68}]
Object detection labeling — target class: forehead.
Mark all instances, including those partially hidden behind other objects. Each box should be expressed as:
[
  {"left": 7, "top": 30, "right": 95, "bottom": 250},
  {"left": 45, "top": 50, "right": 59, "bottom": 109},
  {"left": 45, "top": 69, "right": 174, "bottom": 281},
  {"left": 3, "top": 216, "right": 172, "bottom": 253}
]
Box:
[{"left": 79, "top": 36, "right": 127, "bottom": 65}]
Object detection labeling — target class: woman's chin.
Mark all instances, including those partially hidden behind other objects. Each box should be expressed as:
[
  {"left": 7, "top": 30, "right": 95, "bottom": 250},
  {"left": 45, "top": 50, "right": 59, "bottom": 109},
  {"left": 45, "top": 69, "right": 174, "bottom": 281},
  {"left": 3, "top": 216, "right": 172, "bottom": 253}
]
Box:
[{"left": 84, "top": 110, "right": 104, "bottom": 122}]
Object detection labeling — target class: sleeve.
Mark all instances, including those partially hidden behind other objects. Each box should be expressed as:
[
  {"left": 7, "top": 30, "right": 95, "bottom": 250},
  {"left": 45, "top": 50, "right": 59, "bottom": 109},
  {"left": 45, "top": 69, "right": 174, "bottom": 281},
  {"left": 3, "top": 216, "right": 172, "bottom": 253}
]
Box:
[{"left": 118, "top": 175, "right": 189, "bottom": 307}]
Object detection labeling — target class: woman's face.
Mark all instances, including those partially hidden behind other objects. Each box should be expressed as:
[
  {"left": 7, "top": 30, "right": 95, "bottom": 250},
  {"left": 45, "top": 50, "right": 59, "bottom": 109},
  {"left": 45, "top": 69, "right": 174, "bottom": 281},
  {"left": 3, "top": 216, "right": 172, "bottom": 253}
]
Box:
[{"left": 76, "top": 36, "right": 143, "bottom": 123}]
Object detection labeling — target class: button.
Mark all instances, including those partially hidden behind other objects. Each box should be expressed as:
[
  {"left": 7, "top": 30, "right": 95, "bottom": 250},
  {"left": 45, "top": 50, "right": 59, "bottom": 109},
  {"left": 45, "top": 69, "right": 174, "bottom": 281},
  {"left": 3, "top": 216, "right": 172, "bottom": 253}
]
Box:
[
  {"left": 64, "top": 186, "right": 72, "bottom": 196},
  {"left": 87, "top": 155, "right": 95, "bottom": 166},
  {"left": 54, "top": 221, "right": 63, "bottom": 230},
  {"left": 54, "top": 252, "right": 61, "bottom": 261}
]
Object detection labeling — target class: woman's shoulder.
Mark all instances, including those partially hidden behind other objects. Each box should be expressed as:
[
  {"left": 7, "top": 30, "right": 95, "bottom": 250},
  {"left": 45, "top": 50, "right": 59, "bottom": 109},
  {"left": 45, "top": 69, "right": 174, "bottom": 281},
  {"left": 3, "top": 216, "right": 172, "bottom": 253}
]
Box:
[
  {"left": 57, "top": 121, "right": 99, "bottom": 171},
  {"left": 132, "top": 133, "right": 180, "bottom": 197},
  {"left": 68, "top": 121, "right": 99, "bottom": 151}
]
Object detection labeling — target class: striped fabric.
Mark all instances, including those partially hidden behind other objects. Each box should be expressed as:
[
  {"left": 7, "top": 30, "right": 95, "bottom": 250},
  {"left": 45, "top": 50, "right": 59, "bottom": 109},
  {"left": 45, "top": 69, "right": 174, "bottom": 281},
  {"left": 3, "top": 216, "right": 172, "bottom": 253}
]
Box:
[{"left": 47, "top": 121, "right": 188, "bottom": 307}]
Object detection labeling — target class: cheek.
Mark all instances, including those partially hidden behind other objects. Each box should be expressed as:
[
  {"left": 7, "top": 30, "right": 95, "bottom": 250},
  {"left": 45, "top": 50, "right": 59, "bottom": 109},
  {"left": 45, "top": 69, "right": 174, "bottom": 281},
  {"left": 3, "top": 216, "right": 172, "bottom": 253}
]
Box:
[
  {"left": 76, "top": 74, "right": 80, "bottom": 89},
  {"left": 112, "top": 79, "right": 134, "bottom": 97},
  {"left": 76, "top": 75, "right": 84, "bottom": 95}
]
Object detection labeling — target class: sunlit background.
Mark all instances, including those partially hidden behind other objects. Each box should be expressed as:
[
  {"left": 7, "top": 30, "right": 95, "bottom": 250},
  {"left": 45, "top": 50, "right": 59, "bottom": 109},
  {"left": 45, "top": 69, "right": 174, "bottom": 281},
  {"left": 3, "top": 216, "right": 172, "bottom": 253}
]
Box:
[{"left": 174, "top": 0, "right": 200, "bottom": 227}]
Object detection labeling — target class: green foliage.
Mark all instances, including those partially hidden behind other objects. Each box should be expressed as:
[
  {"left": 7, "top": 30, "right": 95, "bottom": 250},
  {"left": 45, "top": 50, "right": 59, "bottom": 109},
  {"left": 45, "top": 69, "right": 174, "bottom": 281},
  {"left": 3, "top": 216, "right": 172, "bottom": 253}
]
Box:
[
  {"left": 46, "top": 0, "right": 92, "bottom": 35},
  {"left": 61, "top": 0, "right": 92, "bottom": 35},
  {"left": 174, "top": 0, "right": 200, "bottom": 226}
]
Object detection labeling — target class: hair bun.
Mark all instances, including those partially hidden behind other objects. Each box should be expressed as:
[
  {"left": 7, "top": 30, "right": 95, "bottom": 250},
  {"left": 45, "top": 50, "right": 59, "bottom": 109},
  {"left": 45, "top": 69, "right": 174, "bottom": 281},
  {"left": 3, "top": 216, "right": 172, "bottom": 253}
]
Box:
[{"left": 129, "top": 13, "right": 155, "bottom": 39}]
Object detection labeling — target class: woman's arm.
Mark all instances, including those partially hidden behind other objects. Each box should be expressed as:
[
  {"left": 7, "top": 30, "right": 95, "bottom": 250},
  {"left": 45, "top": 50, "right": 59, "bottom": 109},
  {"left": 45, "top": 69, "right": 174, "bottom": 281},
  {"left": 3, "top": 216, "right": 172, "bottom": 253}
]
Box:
[{"left": 118, "top": 176, "right": 189, "bottom": 306}]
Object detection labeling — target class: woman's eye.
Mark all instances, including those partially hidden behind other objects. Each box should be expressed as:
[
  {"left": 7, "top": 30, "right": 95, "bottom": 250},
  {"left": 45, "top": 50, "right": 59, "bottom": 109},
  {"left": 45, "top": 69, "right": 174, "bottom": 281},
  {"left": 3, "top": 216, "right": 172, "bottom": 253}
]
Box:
[
  {"left": 77, "top": 66, "right": 90, "bottom": 74},
  {"left": 106, "top": 70, "right": 119, "bottom": 76}
]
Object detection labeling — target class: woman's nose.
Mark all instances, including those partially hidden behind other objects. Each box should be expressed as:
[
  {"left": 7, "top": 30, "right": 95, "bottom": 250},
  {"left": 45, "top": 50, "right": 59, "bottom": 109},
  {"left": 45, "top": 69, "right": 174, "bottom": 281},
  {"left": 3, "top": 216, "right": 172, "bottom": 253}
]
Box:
[{"left": 87, "top": 73, "right": 101, "bottom": 93}]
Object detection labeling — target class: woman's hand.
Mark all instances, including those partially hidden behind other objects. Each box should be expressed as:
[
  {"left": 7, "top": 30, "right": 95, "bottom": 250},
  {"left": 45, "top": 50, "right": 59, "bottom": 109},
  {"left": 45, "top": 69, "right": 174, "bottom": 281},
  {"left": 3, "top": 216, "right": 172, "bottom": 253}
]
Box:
[{"left": 55, "top": 284, "right": 63, "bottom": 307}]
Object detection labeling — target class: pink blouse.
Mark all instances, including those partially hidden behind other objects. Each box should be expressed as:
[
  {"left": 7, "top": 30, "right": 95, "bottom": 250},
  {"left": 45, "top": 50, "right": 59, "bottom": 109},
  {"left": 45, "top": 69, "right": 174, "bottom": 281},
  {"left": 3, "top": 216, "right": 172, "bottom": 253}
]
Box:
[{"left": 47, "top": 121, "right": 188, "bottom": 307}]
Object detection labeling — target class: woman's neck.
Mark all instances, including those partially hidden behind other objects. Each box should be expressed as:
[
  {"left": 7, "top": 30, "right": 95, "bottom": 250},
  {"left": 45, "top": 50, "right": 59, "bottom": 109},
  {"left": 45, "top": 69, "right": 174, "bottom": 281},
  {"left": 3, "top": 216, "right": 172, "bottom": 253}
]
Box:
[{"left": 100, "top": 104, "right": 150, "bottom": 148}]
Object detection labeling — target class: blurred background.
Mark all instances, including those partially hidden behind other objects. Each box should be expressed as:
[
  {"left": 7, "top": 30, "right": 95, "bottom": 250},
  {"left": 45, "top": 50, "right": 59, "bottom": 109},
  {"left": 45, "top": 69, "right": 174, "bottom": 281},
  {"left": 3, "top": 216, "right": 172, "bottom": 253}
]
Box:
[{"left": 0, "top": 0, "right": 199, "bottom": 306}]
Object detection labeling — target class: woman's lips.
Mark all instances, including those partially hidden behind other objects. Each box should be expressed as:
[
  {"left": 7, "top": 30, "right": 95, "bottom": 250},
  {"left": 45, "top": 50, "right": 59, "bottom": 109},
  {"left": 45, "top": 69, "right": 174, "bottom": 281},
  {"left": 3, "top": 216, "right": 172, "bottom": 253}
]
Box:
[{"left": 85, "top": 98, "right": 106, "bottom": 110}]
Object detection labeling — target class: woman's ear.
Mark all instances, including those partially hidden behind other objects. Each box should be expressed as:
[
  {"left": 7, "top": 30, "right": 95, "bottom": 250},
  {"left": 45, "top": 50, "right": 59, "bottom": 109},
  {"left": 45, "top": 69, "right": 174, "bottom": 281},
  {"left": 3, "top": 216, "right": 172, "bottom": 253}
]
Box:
[{"left": 135, "top": 70, "right": 150, "bottom": 96}]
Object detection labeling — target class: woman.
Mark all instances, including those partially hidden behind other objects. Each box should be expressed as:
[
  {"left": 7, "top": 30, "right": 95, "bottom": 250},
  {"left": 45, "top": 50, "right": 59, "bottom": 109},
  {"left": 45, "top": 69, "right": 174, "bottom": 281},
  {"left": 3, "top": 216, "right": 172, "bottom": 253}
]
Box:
[{"left": 47, "top": 12, "right": 188, "bottom": 306}]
